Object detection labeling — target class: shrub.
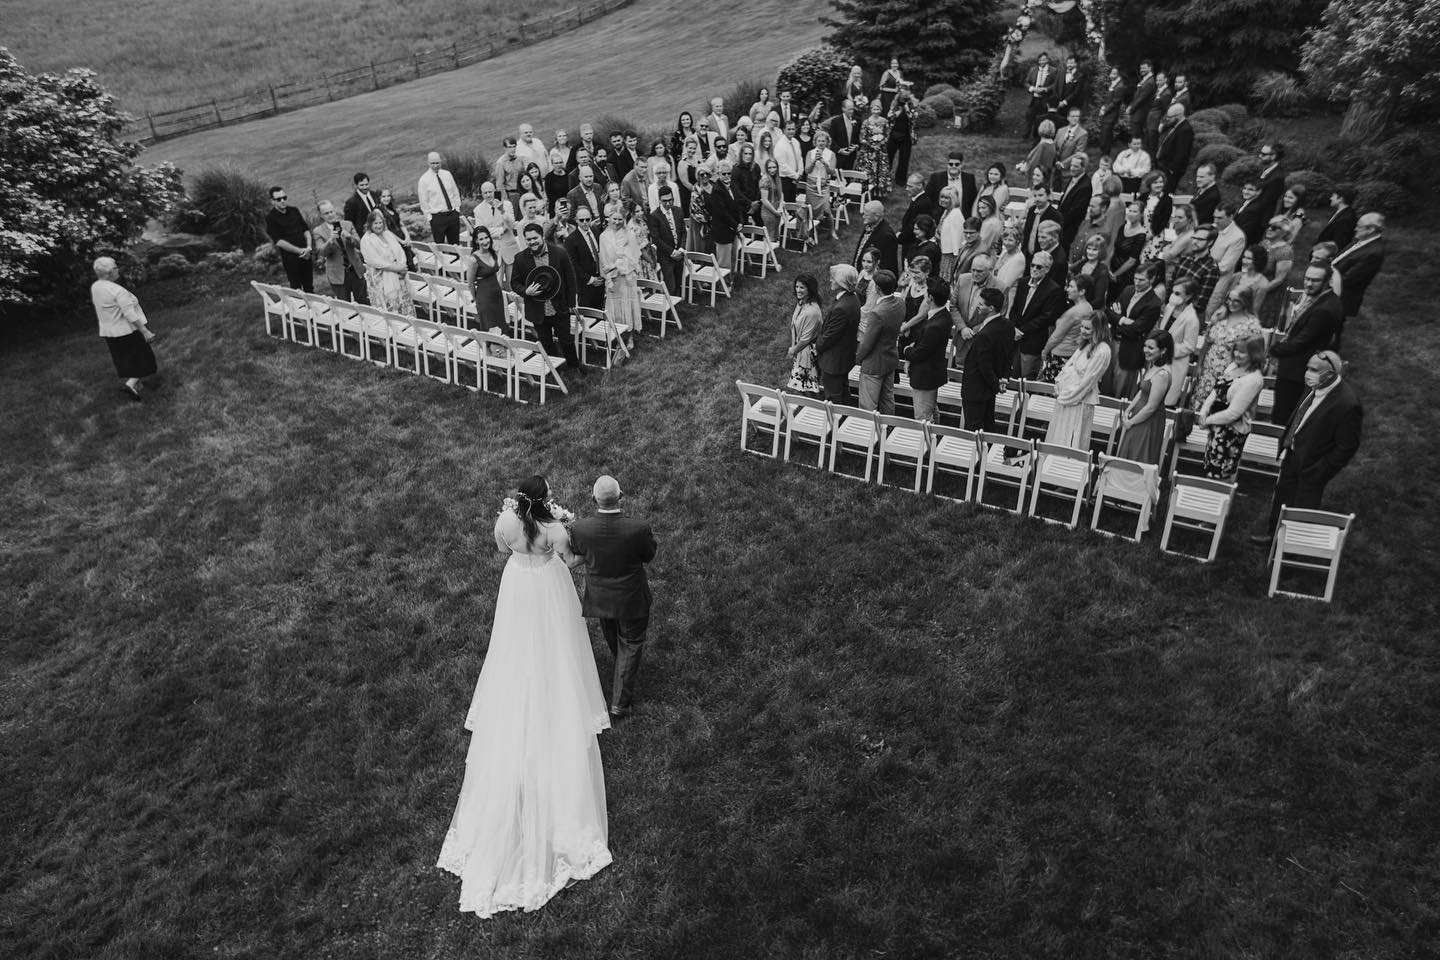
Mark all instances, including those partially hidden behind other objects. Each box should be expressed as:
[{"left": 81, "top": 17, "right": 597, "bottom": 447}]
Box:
[
  {"left": 1194, "top": 143, "right": 1246, "bottom": 175},
  {"left": 1221, "top": 156, "right": 1266, "bottom": 186},
  {"left": 952, "top": 65, "right": 1006, "bottom": 132},
  {"left": 776, "top": 47, "right": 851, "bottom": 118},
  {"left": 1192, "top": 130, "right": 1234, "bottom": 152},
  {"left": 1229, "top": 118, "right": 1274, "bottom": 151},
  {"left": 1218, "top": 103, "right": 1251, "bottom": 125},
  {"left": 184, "top": 167, "right": 270, "bottom": 249},
  {"left": 1286, "top": 169, "right": 1336, "bottom": 202},
  {"left": 1359, "top": 132, "right": 1430, "bottom": 193},
  {"left": 1189, "top": 108, "right": 1234, "bottom": 133},
  {"left": 153, "top": 253, "right": 192, "bottom": 280},
  {"left": 914, "top": 103, "right": 938, "bottom": 129},
  {"left": 924, "top": 83, "right": 961, "bottom": 101},
  {"left": 723, "top": 80, "right": 767, "bottom": 128},
  {"left": 1354, "top": 179, "right": 1414, "bottom": 216},
  {"left": 1252, "top": 71, "right": 1312, "bottom": 118},
  {"left": 440, "top": 150, "right": 491, "bottom": 200},
  {"left": 921, "top": 95, "right": 955, "bottom": 120}
]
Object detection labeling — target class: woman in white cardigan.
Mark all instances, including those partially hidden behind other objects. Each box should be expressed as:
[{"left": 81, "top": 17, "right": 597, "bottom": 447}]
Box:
[
  {"left": 1158, "top": 277, "right": 1200, "bottom": 406},
  {"left": 1198, "top": 336, "right": 1267, "bottom": 481}
]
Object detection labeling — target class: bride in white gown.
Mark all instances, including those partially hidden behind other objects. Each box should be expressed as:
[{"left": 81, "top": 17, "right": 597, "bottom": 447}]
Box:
[{"left": 437, "top": 475, "right": 612, "bottom": 918}]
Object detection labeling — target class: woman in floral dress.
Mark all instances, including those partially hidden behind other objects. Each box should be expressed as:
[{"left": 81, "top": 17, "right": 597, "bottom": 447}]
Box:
[
  {"left": 359, "top": 209, "right": 414, "bottom": 317},
  {"left": 785, "top": 273, "right": 824, "bottom": 394},
  {"left": 1190, "top": 286, "right": 1263, "bottom": 411},
  {"left": 855, "top": 99, "right": 891, "bottom": 198},
  {"left": 1198, "top": 336, "right": 1266, "bottom": 481}
]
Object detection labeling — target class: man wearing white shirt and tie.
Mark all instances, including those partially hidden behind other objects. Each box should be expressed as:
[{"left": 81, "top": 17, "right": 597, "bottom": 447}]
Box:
[
  {"left": 706, "top": 97, "right": 730, "bottom": 148},
  {"left": 418, "top": 151, "right": 463, "bottom": 243},
  {"left": 767, "top": 113, "right": 802, "bottom": 202},
  {"left": 777, "top": 89, "right": 797, "bottom": 128}
]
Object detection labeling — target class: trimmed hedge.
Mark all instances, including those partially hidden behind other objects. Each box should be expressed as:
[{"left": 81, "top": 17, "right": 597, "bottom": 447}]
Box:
[
  {"left": 776, "top": 47, "right": 851, "bottom": 118},
  {"left": 1194, "top": 143, "right": 1246, "bottom": 176},
  {"left": 915, "top": 104, "right": 939, "bottom": 129},
  {"left": 1286, "top": 169, "right": 1336, "bottom": 203},
  {"left": 952, "top": 66, "right": 1005, "bottom": 132},
  {"left": 1192, "top": 130, "right": 1234, "bottom": 152},
  {"left": 921, "top": 94, "right": 955, "bottom": 120},
  {"left": 1355, "top": 179, "right": 1414, "bottom": 216},
  {"left": 1220, "top": 156, "right": 1266, "bottom": 186},
  {"left": 1189, "top": 108, "right": 1233, "bottom": 133},
  {"left": 1217, "top": 103, "right": 1251, "bottom": 125},
  {"left": 923, "top": 83, "right": 961, "bottom": 102}
]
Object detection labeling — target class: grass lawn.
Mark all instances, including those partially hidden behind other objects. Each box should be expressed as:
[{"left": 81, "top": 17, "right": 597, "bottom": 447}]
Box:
[{"left": 2, "top": 126, "right": 1439, "bottom": 959}]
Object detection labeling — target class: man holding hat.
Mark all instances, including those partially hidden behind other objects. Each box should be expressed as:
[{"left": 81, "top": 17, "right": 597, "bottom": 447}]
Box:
[{"left": 569, "top": 476, "right": 659, "bottom": 719}]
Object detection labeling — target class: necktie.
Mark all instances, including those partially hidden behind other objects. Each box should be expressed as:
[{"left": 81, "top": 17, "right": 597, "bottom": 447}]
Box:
[
  {"left": 436, "top": 172, "right": 453, "bottom": 212},
  {"left": 585, "top": 228, "right": 598, "bottom": 262},
  {"left": 1285, "top": 392, "right": 1315, "bottom": 450},
  {"left": 362, "top": 192, "right": 373, "bottom": 212}
]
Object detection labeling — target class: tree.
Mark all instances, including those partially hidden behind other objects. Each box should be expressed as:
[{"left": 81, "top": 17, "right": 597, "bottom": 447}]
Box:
[
  {"left": 0, "top": 48, "right": 182, "bottom": 312},
  {"left": 1301, "top": 0, "right": 1440, "bottom": 140},
  {"left": 1099, "top": 0, "right": 1327, "bottom": 100},
  {"left": 822, "top": 0, "right": 1004, "bottom": 88}
]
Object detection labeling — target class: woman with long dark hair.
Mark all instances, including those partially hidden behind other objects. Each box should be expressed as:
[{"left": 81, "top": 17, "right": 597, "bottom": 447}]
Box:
[{"left": 785, "top": 272, "right": 824, "bottom": 393}]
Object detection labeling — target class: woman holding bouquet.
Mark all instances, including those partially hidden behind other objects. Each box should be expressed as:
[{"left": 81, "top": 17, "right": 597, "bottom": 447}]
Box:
[{"left": 855, "top": 98, "right": 891, "bottom": 199}]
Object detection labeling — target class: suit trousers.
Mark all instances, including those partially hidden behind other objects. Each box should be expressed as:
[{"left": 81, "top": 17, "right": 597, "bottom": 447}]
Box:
[
  {"left": 658, "top": 254, "right": 683, "bottom": 297},
  {"left": 600, "top": 616, "right": 648, "bottom": 710},
  {"left": 912, "top": 388, "right": 939, "bottom": 422},
  {"left": 963, "top": 397, "right": 997, "bottom": 433},
  {"left": 820, "top": 370, "right": 852, "bottom": 406},
  {"left": 1267, "top": 455, "right": 1330, "bottom": 531},
  {"left": 1098, "top": 114, "right": 1119, "bottom": 155},
  {"left": 279, "top": 251, "right": 314, "bottom": 292},
  {"left": 1271, "top": 378, "right": 1304, "bottom": 427},
  {"left": 429, "top": 211, "right": 461, "bottom": 244},
  {"left": 887, "top": 136, "right": 912, "bottom": 187},
  {"left": 329, "top": 267, "right": 369, "bottom": 305},
  {"left": 535, "top": 309, "right": 579, "bottom": 367},
  {"left": 1112, "top": 364, "right": 1142, "bottom": 400},
  {"left": 1014, "top": 351, "right": 1042, "bottom": 380},
  {"left": 713, "top": 241, "right": 735, "bottom": 276},
  {"left": 858, "top": 373, "right": 895, "bottom": 414}
]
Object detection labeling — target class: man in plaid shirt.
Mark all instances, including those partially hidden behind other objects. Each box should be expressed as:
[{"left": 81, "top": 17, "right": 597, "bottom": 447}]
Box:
[{"left": 1167, "top": 226, "right": 1221, "bottom": 320}]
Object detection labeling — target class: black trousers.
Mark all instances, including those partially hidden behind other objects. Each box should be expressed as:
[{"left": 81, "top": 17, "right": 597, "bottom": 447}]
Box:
[
  {"left": 781, "top": 177, "right": 798, "bottom": 203},
  {"left": 279, "top": 251, "right": 313, "bottom": 292},
  {"left": 429, "top": 211, "right": 461, "bottom": 244},
  {"left": 599, "top": 615, "right": 648, "bottom": 710},
  {"left": 963, "top": 397, "right": 996, "bottom": 433},
  {"left": 329, "top": 267, "right": 369, "bottom": 304},
  {"left": 535, "top": 309, "right": 579, "bottom": 367},
  {"left": 1271, "top": 378, "right": 1305, "bottom": 427},
  {"left": 658, "top": 254, "right": 683, "bottom": 297},
  {"left": 887, "top": 135, "right": 912, "bottom": 186},
  {"left": 1097, "top": 113, "right": 1120, "bottom": 155},
  {"left": 820, "top": 370, "right": 851, "bottom": 405},
  {"left": 1268, "top": 456, "right": 1332, "bottom": 531}
]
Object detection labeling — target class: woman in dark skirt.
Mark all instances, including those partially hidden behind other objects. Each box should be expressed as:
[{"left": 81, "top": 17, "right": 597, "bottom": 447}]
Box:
[{"left": 91, "top": 256, "right": 156, "bottom": 400}]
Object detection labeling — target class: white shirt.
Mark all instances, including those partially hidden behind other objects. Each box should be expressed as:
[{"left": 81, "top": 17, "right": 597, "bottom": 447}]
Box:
[
  {"left": 771, "top": 132, "right": 802, "bottom": 178},
  {"left": 1211, "top": 222, "right": 1246, "bottom": 274},
  {"left": 1113, "top": 148, "right": 1152, "bottom": 179},
  {"left": 91, "top": 279, "right": 147, "bottom": 338},
  {"left": 515, "top": 137, "right": 551, "bottom": 177},
  {"left": 417, "top": 168, "right": 461, "bottom": 216}
]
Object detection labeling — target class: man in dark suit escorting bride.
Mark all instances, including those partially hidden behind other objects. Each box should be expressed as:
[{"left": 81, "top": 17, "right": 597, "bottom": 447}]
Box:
[{"left": 570, "top": 475, "right": 659, "bottom": 719}]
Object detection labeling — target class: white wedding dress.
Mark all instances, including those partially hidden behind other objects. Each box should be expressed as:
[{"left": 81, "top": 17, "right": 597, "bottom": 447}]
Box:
[{"left": 437, "top": 512, "right": 612, "bottom": 918}]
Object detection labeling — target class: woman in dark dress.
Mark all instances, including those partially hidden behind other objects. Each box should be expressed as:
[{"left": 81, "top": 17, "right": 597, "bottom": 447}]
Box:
[
  {"left": 467, "top": 226, "right": 506, "bottom": 332},
  {"left": 795, "top": 117, "right": 816, "bottom": 164},
  {"left": 886, "top": 88, "right": 917, "bottom": 187},
  {"left": 378, "top": 188, "right": 415, "bottom": 271}
]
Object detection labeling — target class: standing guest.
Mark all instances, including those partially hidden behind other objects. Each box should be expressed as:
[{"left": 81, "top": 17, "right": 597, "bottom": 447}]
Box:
[
  {"left": 770, "top": 119, "right": 804, "bottom": 202},
  {"left": 1021, "top": 120, "right": 1059, "bottom": 186},
  {"left": 1255, "top": 143, "right": 1287, "bottom": 220},
  {"left": 886, "top": 88, "right": 918, "bottom": 187},
  {"left": 928, "top": 150, "right": 979, "bottom": 216},
  {"left": 511, "top": 172, "right": 547, "bottom": 222},
  {"left": 815, "top": 264, "right": 863, "bottom": 404},
  {"left": 951, "top": 254, "right": 1000, "bottom": 351},
  {"left": 1113, "top": 136, "right": 1152, "bottom": 194},
  {"left": 936, "top": 187, "right": 964, "bottom": 281},
  {"left": 856, "top": 248, "right": 880, "bottom": 310},
  {"left": 1145, "top": 70, "right": 1173, "bottom": 154},
  {"left": 730, "top": 144, "right": 762, "bottom": 224},
  {"left": 265, "top": 185, "right": 313, "bottom": 291},
  {"left": 976, "top": 161, "right": 1008, "bottom": 219},
  {"left": 1128, "top": 59, "right": 1157, "bottom": 141},
  {"left": 785, "top": 273, "right": 824, "bottom": 393},
  {"left": 466, "top": 226, "right": 506, "bottom": 331},
  {"left": 344, "top": 172, "right": 380, "bottom": 234},
  {"left": 646, "top": 186, "right": 686, "bottom": 296},
  {"left": 795, "top": 115, "right": 817, "bottom": 160},
  {"left": 856, "top": 270, "right": 905, "bottom": 413},
  {"left": 1276, "top": 186, "right": 1307, "bottom": 244},
  {"left": 1021, "top": 186, "right": 1063, "bottom": 259},
  {"left": 1254, "top": 349, "right": 1363, "bottom": 541},
  {"left": 1073, "top": 197, "right": 1113, "bottom": 268},
  {"left": 705, "top": 162, "right": 743, "bottom": 271},
  {"left": 516, "top": 123, "right": 551, "bottom": 179},
  {"left": 1108, "top": 261, "right": 1164, "bottom": 398},
  {"left": 687, "top": 168, "right": 713, "bottom": 253},
  {"left": 1098, "top": 175, "right": 1126, "bottom": 248},
  {"left": 1167, "top": 226, "right": 1221, "bottom": 318},
  {"left": 1316, "top": 183, "right": 1358, "bottom": 250},
  {"left": 1140, "top": 171, "right": 1173, "bottom": 245},
  {"left": 545, "top": 131, "right": 571, "bottom": 211},
  {"left": 805, "top": 132, "right": 841, "bottom": 241},
  {"left": 493, "top": 138, "right": 524, "bottom": 197},
  {"left": 1116, "top": 330, "right": 1174, "bottom": 467},
  {"left": 1158, "top": 277, "right": 1201, "bottom": 406},
  {"left": 1191, "top": 286, "right": 1263, "bottom": 410},
  {"left": 1109, "top": 200, "right": 1148, "bottom": 291},
  {"left": 1258, "top": 220, "right": 1296, "bottom": 324},
  {"left": 1053, "top": 55, "right": 1086, "bottom": 120},
  {"left": 904, "top": 277, "right": 955, "bottom": 421},
  {"left": 91, "top": 256, "right": 157, "bottom": 401},
  {"left": 1232, "top": 245, "right": 1271, "bottom": 319},
  {"left": 564, "top": 205, "right": 606, "bottom": 312},
  {"left": 1198, "top": 335, "right": 1267, "bottom": 481},
  {"left": 757, "top": 158, "right": 786, "bottom": 243},
  {"left": 1041, "top": 273, "right": 1096, "bottom": 382},
  {"left": 1207, "top": 201, "right": 1247, "bottom": 316},
  {"left": 1090, "top": 154, "right": 1115, "bottom": 198},
  {"left": 314, "top": 201, "right": 368, "bottom": 304},
  {"left": 377, "top": 187, "right": 415, "bottom": 271},
  {"left": 511, "top": 223, "right": 581, "bottom": 371},
  {"left": 843, "top": 65, "right": 866, "bottom": 109},
  {"left": 975, "top": 196, "right": 1004, "bottom": 257},
  {"left": 828, "top": 99, "right": 861, "bottom": 171},
  {"left": 418, "top": 152, "right": 463, "bottom": 244},
  {"left": 1171, "top": 73, "right": 1193, "bottom": 113},
  {"left": 909, "top": 216, "right": 942, "bottom": 281},
  {"left": 1009, "top": 250, "right": 1067, "bottom": 378},
  {"left": 1154, "top": 103, "right": 1194, "bottom": 188},
  {"left": 644, "top": 159, "right": 676, "bottom": 214},
  {"left": 1025, "top": 52, "right": 1057, "bottom": 138},
  {"left": 951, "top": 217, "right": 987, "bottom": 284},
  {"left": 621, "top": 133, "right": 642, "bottom": 180},
  {"left": 598, "top": 202, "right": 642, "bottom": 338},
  {"left": 748, "top": 88, "right": 774, "bottom": 125},
  {"left": 1035, "top": 220, "right": 1069, "bottom": 289},
  {"left": 1054, "top": 116, "right": 1089, "bottom": 192},
  {"left": 704, "top": 97, "right": 731, "bottom": 148},
  {"left": 606, "top": 132, "right": 633, "bottom": 180},
  {"left": 618, "top": 160, "right": 648, "bottom": 212},
  {"left": 852, "top": 200, "right": 900, "bottom": 276},
  {"left": 359, "top": 209, "right": 413, "bottom": 317},
  {"left": 1046, "top": 309, "right": 1113, "bottom": 448},
  {"left": 545, "top": 200, "right": 574, "bottom": 247},
  {"left": 630, "top": 213, "right": 660, "bottom": 291},
  {"left": 1159, "top": 205, "right": 1199, "bottom": 273},
  {"left": 961, "top": 288, "right": 1014, "bottom": 431},
  {"left": 1097, "top": 65, "right": 1129, "bottom": 155},
  {"left": 473, "top": 181, "right": 518, "bottom": 286},
  {"left": 570, "top": 123, "right": 600, "bottom": 174},
  {"left": 855, "top": 99, "right": 892, "bottom": 198},
  {"left": 878, "top": 58, "right": 905, "bottom": 113},
  {"left": 1190, "top": 163, "right": 1220, "bottom": 226},
  {"left": 1070, "top": 233, "right": 1112, "bottom": 308},
  {"left": 1332, "top": 212, "right": 1387, "bottom": 345},
  {"left": 993, "top": 226, "right": 1028, "bottom": 308},
  {"left": 1269, "top": 263, "right": 1344, "bottom": 424},
  {"left": 1233, "top": 180, "right": 1270, "bottom": 246},
  {"left": 566, "top": 167, "right": 605, "bottom": 229}
]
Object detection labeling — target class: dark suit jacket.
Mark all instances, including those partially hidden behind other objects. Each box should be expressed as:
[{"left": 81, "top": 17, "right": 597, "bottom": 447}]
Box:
[
  {"left": 904, "top": 310, "right": 953, "bottom": 390},
  {"left": 1055, "top": 71, "right": 1085, "bottom": 112},
  {"left": 925, "top": 171, "right": 978, "bottom": 217},
  {"left": 511, "top": 243, "right": 577, "bottom": 324},
  {"left": 648, "top": 204, "right": 685, "bottom": 261},
  {"left": 900, "top": 192, "right": 939, "bottom": 253},
  {"left": 1057, "top": 176, "right": 1093, "bottom": 250},
  {"left": 1270, "top": 289, "right": 1343, "bottom": 382},
  {"left": 1021, "top": 205, "right": 1064, "bottom": 257},
  {"left": 1155, "top": 119, "right": 1194, "bottom": 180},
  {"left": 961, "top": 314, "right": 1014, "bottom": 401},
  {"left": 1009, "top": 277, "right": 1066, "bottom": 355},
  {"left": 569, "top": 513, "right": 657, "bottom": 620},
  {"left": 705, "top": 184, "right": 742, "bottom": 244},
  {"left": 1191, "top": 185, "right": 1220, "bottom": 226},
  {"left": 1234, "top": 197, "right": 1269, "bottom": 246},
  {"left": 1128, "top": 75, "right": 1156, "bottom": 123},
  {"left": 856, "top": 294, "right": 905, "bottom": 376},
  {"left": 567, "top": 140, "right": 600, "bottom": 174},
  {"left": 1256, "top": 164, "right": 1286, "bottom": 221},
  {"left": 1316, "top": 206, "right": 1358, "bottom": 250},
  {"left": 815, "top": 292, "right": 862, "bottom": 376},
  {"left": 1283, "top": 380, "right": 1363, "bottom": 484},
  {"left": 1334, "top": 238, "right": 1385, "bottom": 316},
  {"left": 827, "top": 112, "right": 860, "bottom": 166},
  {"left": 1099, "top": 80, "right": 1129, "bottom": 127},
  {"left": 853, "top": 220, "right": 900, "bottom": 275},
  {"left": 1110, "top": 285, "right": 1163, "bottom": 371},
  {"left": 343, "top": 189, "right": 381, "bottom": 233},
  {"left": 563, "top": 227, "right": 604, "bottom": 310},
  {"left": 566, "top": 184, "right": 605, "bottom": 221}
]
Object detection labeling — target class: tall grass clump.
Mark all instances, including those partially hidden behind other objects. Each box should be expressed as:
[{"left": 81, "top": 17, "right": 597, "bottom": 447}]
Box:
[
  {"left": 180, "top": 167, "right": 270, "bottom": 249},
  {"left": 439, "top": 150, "right": 492, "bottom": 200}
]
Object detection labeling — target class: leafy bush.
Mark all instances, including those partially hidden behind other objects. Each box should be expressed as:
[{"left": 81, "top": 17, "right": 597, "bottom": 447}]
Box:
[
  {"left": 1229, "top": 118, "right": 1274, "bottom": 151},
  {"left": 1286, "top": 169, "right": 1336, "bottom": 202},
  {"left": 952, "top": 65, "right": 1006, "bottom": 132},
  {"left": 723, "top": 80, "right": 767, "bottom": 128},
  {"left": 924, "top": 83, "right": 961, "bottom": 101},
  {"left": 921, "top": 94, "right": 955, "bottom": 120},
  {"left": 153, "top": 253, "right": 192, "bottom": 280},
  {"left": 1189, "top": 108, "right": 1235, "bottom": 133},
  {"left": 1192, "top": 130, "right": 1234, "bottom": 152},
  {"left": 1359, "top": 132, "right": 1430, "bottom": 192},
  {"left": 1218, "top": 103, "right": 1251, "bottom": 125},
  {"left": 914, "top": 103, "right": 938, "bottom": 129},
  {"left": 1220, "top": 156, "right": 1266, "bottom": 186},
  {"left": 183, "top": 167, "right": 270, "bottom": 249},
  {"left": 1194, "top": 143, "right": 1246, "bottom": 175},
  {"left": 1355, "top": 179, "right": 1414, "bottom": 216},
  {"left": 1252, "top": 71, "right": 1312, "bottom": 118},
  {"left": 776, "top": 47, "right": 851, "bottom": 118}
]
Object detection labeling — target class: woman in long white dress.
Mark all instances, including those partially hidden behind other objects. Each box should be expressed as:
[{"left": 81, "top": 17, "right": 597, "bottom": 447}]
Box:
[
  {"left": 437, "top": 475, "right": 611, "bottom": 918},
  {"left": 359, "top": 209, "right": 414, "bottom": 317},
  {"left": 598, "top": 202, "right": 642, "bottom": 332},
  {"left": 1046, "top": 309, "right": 1113, "bottom": 448}
]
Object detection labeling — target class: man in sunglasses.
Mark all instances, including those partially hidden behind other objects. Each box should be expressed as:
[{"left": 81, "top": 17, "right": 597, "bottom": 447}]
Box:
[{"left": 265, "top": 186, "right": 313, "bottom": 291}]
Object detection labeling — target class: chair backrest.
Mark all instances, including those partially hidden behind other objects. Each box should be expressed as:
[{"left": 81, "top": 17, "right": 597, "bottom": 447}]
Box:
[
  {"left": 1095, "top": 454, "right": 1154, "bottom": 503},
  {"left": 1277, "top": 507, "right": 1354, "bottom": 533},
  {"left": 686, "top": 251, "right": 719, "bottom": 268},
  {"left": 408, "top": 315, "right": 446, "bottom": 342},
  {"left": 877, "top": 412, "right": 925, "bottom": 434},
  {"left": 977, "top": 431, "right": 1033, "bottom": 455},
  {"left": 738, "top": 223, "right": 768, "bottom": 241},
  {"left": 1035, "top": 441, "right": 1091, "bottom": 463},
  {"left": 736, "top": 380, "right": 782, "bottom": 406},
  {"left": 782, "top": 390, "right": 831, "bottom": 420},
  {"left": 927, "top": 421, "right": 981, "bottom": 453},
  {"left": 841, "top": 169, "right": 867, "bottom": 184},
  {"left": 575, "top": 305, "right": 608, "bottom": 323},
  {"left": 638, "top": 276, "right": 668, "bottom": 297},
  {"left": 250, "top": 280, "right": 283, "bottom": 302}
]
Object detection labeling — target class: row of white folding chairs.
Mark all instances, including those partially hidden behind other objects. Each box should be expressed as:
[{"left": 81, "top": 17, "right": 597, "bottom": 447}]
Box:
[
  {"left": 736, "top": 381, "right": 1240, "bottom": 562},
  {"left": 249, "top": 281, "right": 567, "bottom": 403}
]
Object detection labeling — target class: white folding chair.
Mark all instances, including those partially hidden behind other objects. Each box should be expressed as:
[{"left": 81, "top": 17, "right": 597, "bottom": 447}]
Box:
[
  {"left": 574, "top": 306, "right": 632, "bottom": 369},
  {"left": 736, "top": 380, "right": 784, "bottom": 458},
  {"left": 838, "top": 169, "right": 869, "bottom": 211},
  {"left": 936, "top": 368, "right": 965, "bottom": 422},
  {"left": 503, "top": 291, "right": 534, "bottom": 340},
  {"left": 382, "top": 309, "right": 429, "bottom": 374},
  {"left": 780, "top": 202, "right": 814, "bottom": 251},
  {"left": 1018, "top": 380, "right": 1058, "bottom": 440},
  {"left": 876, "top": 413, "right": 927, "bottom": 492},
  {"left": 1160, "top": 475, "right": 1237, "bottom": 562},
  {"left": 975, "top": 432, "right": 1033, "bottom": 513},
  {"left": 925, "top": 422, "right": 982, "bottom": 502},
  {"left": 294, "top": 292, "right": 341, "bottom": 352},
  {"left": 828, "top": 404, "right": 879, "bottom": 481},
  {"left": 509, "top": 337, "right": 568, "bottom": 404},
  {"left": 251, "top": 281, "right": 294, "bottom": 340},
  {"left": 995, "top": 380, "right": 1022, "bottom": 434},
  {"left": 406, "top": 316, "right": 453, "bottom": 383},
  {"left": 442, "top": 324, "right": 512, "bottom": 397},
  {"left": 736, "top": 223, "right": 782, "bottom": 277},
  {"left": 1258, "top": 375, "right": 1276, "bottom": 421},
  {"left": 826, "top": 177, "right": 851, "bottom": 224},
  {"left": 1090, "top": 395, "right": 1127, "bottom": 454},
  {"left": 1091, "top": 454, "right": 1160, "bottom": 540},
  {"left": 781, "top": 392, "right": 832, "bottom": 467},
  {"left": 1239, "top": 422, "right": 1285, "bottom": 484},
  {"left": 682, "top": 251, "right": 732, "bottom": 307},
  {"left": 426, "top": 273, "right": 476, "bottom": 328},
  {"left": 638, "top": 276, "right": 683, "bottom": 339},
  {"left": 1169, "top": 417, "right": 1209, "bottom": 477},
  {"left": 1267, "top": 508, "right": 1355, "bottom": 603},
  {"left": 410, "top": 240, "right": 442, "bottom": 274},
  {"left": 406, "top": 271, "right": 442, "bottom": 321},
  {"left": 1028, "top": 442, "right": 1093, "bottom": 529},
  {"left": 434, "top": 242, "right": 470, "bottom": 282},
  {"left": 349, "top": 303, "right": 396, "bottom": 366}
]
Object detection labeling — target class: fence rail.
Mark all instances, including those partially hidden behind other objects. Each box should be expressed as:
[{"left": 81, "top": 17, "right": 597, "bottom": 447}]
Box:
[{"left": 124, "top": 0, "right": 631, "bottom": 144}]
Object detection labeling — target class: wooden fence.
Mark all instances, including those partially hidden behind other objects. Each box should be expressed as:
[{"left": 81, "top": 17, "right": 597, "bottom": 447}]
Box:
[{"left": 123, "top": 0, "right": 631, "bottom": 144}]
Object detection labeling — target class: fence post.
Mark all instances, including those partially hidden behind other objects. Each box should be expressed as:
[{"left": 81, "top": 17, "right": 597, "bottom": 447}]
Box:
[
  {"left": 147, "top": 112, "right": 159, "bottom": 141},
  {"left": 413, "top": 53, "right": 421, "bottom": 78},
  {"left": 370, "top": 61, "right": 379, "bottom": 90},
  {"left": 212, "top": 99, "right": 222, "bottom": 127},
  {"left": 451, "top": 42, "right": 459, "bottom": 68},
  {"left": 322, "top": 73, "right": 333, "bottom": 100},
  {"left": 269, "top": 85, "right": 279, "bottom": 113}
]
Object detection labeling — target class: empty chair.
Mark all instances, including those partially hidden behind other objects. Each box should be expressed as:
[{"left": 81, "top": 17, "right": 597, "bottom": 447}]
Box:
[
  {"left": 780, "top": 202, "right": 814, "bottom": 251},
  {"left": 1027, "top": 442, "right": 1093, "bottom": 529},
  {"left": 295, "top": 291, "right": 342, "bottom": 351},
  {"left": 781, "top": 391, "right": 832, "bottom": 467},
  {"left": 1090, "top": 454, "right": 1160, "bottom": 540},
  {"left": 735, "top": 380, "right": 784, "bottom": 458},
  {"left": 349, "top": 302, "right": 396, "bottom": 366},
  {"left": 406, "top": 316, "right": 453, "bottom": 383},
  {"left": 976, "top": 432, "right": 1033, "bottom": 513},
  {"left": 1018, "top": 379, "right": 1058, "bottom": 440},
  {"left": 925, "top": 422, "right": 982, "bottom": 502},
  {"left": 1267, "top": 508, "right": 1354, "bottom": 602},
  {"left": 1089, "top": 394, "right": 1127, "bottom": 454},
  {"left": 682, "top": 251, "right": 732, "bottom": 307},
  {"left": 1161, "top": 475, "right": 1237, "bottom": 562},
  {"left": 838, "top": 169, "right": 869, "bottom": 210},
  {"left": 251, "top": 281, "right": 295, "bottom": 340},
  {"left": 828, "top": 404, "right": 879, "bottom": 481},
  {"left": 1239, "top": 421, "right": 1286, "bottom": 484},
  {"left": 876, "top": 413, "right": 928, "bottom": 491},
  {"left": 638, "top": 276, "right": 683, "bottom": 339},
  {"left": 406, "top": 271, "right": 441, "bottom": 321},
  {"left": 574, "top": 306, "right": 632, "bottom": 368},
  {"left": 509, "top": 338, "right": 568, "bottom": 404},
  {"left": 382, "top": 308, "right": 432, "bottom": 374},
  {"left": 409, "top": 240, "right": 441, "bottom": 274},
  {"left": 1168, "top": 415, "right": 1208, "bottom": 476},
  {"left": 443, "top": 325, "right": 514, "bottom": 397},
  {"left": 736, "top": 223, "right": 782, "bottom": 277}
]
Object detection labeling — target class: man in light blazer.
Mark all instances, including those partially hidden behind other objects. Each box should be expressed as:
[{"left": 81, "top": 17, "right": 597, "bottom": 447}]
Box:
[
  {"left": 313, "top": 201, "right": 368, "bottom": 304},
  {"left": 569, "top": 475, "right": 659, "bottom": 718},
  {"left": 855, "top": 270, "right": 905, "bottom": 414}
]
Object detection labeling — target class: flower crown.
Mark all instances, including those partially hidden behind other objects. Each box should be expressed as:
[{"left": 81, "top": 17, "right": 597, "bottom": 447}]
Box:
[{"left": 499, "top": 494, "right": 576, "bottom": 524}]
